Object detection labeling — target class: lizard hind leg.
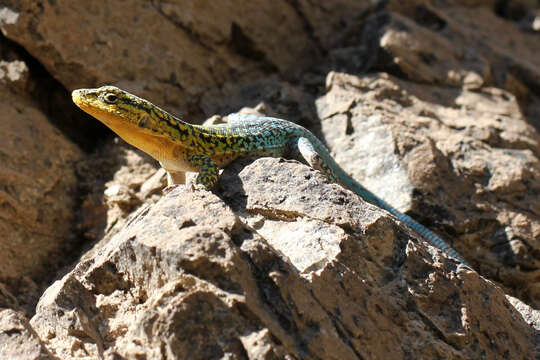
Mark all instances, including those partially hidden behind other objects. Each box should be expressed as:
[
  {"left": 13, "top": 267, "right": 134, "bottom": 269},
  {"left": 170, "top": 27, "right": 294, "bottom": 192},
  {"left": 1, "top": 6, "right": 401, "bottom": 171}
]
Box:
[
  {"left": 294, "top": 137, "right": 337, "bottom": 182},
  {"left": 187, "top": 154, "right": 220, "bottom": 190}
]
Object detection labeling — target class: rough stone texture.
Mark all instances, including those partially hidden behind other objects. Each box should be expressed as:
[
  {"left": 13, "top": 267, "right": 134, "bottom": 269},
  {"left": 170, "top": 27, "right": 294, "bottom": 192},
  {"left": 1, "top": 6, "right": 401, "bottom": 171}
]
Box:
[
  {"left": 76, "top": 140, "right": 162, "bottom": 247},
  {"left": 314, "top": 1, "right": 540, "bottom": 308},
  {"left": 0, "top": 32, "right": 85, "bottom": 314},
  {"left": 506, "top": 294, "right": 540, "bottom": 357},
  {"left": 385, "top": 3, "right": 540, "bottom": 129},
  {"left": 507, "top": 295, "right": 540, "bottom": 331},
  {"left": 0, "top": 0, "right": 371, "bottom": 119},
  {"left": 0, "top": 36, "right": 29, "bottom": 93},
  {"left": 380, "top": 12, "right": 489, "bottom": 88},
  {"left": 0, "top": 309, "right": 49, "bottom": 359},
  {"left": 29, "top": 159, "right": 535, "bottom": 359},
  {"left": 316, "top": 71, "right": 540, "bottom": 307},
  {"left": 200, "top": 74, "right": 318, "bottom": 127},
  {"left": 0, "top": 84, "right": 82, "bottom": 296}
]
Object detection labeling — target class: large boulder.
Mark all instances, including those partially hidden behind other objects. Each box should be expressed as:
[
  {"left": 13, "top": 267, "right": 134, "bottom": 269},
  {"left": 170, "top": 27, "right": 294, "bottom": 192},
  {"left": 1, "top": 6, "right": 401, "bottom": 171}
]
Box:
[{"left": 29, "top": 159, "right": 535, "bottom": 359}]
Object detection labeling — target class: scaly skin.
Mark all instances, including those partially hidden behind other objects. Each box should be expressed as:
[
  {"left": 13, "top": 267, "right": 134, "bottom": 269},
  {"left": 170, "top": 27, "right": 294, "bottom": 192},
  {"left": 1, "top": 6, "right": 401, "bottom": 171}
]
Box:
[{"left": 72, "top": 85, "right": 468, "bottom": 264}]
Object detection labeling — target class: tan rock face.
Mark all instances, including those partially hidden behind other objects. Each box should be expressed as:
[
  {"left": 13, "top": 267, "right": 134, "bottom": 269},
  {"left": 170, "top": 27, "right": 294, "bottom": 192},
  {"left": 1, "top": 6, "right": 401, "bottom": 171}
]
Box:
[
  {"left": 76, "top": 140, "right": 161, "bottom": 247},
  {"left": 317, "top": 71, "right": 540, "bottom": 307},
  {"left": 29, "top": 159, "right": 535, "bottom": 359},
  {"left": 0, "top": 0, "right": 370, "bottom": 119},
  {"left": 379, "top": 13, "right": 490, "bottom": 88},
  {"left": 0, "top": 309, "right": 49, "bottom": 360},
  {"left": 0, "top": 87, "right": 82, "bottom": 287}
]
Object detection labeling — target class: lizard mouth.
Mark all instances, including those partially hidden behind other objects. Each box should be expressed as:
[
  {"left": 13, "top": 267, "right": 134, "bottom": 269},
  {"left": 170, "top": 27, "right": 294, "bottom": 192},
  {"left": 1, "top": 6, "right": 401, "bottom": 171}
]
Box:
[
  {"left": 72, "top": 89, "right": 91, "bottom": 107},
  {"left": 71, "top": 89, "right": 114, "bottom": 126},
  {"left": 71, "top": 89, "right": 89, "bottom": 110}
]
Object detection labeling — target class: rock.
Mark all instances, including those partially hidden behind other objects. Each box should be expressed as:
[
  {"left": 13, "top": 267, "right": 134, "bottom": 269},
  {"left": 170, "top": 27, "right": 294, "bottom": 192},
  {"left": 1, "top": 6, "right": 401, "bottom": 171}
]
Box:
[
  {"left": 439, "top": 5, "right": 540, "bottom": 93},
  {"left": 0, "top": 85, "right": 82, "bottom": 305},
  {"left": 378, "top": 12, "right": 489, "bottom": 88},
  {"left": 0, "top": 36, "right": 29, "bottom": 95},
  {"left": 393, "top": 3, "right": 540, "bottom": 127},
  {"left": 0, "top": 276, "right": 40, "bottom": 315},
  {"left": 0, "top": 0, "right": 370, "bottom": 120},
  {"left": 76, "top": 139, "right": 162, "bottom": 253},
  {"left": 200, "top": 75, "right": 317, "bottom": 123},
  {"left": 0, "top": 309, "right": 49, "bottom": 359},
  {"left": 506, "top": 295, "right": 540, "bottom": 357},
  {"left": 139, "top": 167, "right": 167, "bottom": 200},
  {"left": 0, "top": 59, "right": 27, "bottom": 83},
  {"left": 28, "top": 158, "right": 535, "bottom": 359},
  {"left": 316, "top": 71, "right": 540, "bottom": 307},
  {"left": 507, "top": 295, "right": 540, "bottom": 330}
]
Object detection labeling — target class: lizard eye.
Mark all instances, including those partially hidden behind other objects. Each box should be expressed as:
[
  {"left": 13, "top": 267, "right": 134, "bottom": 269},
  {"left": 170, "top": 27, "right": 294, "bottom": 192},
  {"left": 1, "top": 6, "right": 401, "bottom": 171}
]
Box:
[{"left": 103, "top": 93, "right": 118, "bottom": 104}]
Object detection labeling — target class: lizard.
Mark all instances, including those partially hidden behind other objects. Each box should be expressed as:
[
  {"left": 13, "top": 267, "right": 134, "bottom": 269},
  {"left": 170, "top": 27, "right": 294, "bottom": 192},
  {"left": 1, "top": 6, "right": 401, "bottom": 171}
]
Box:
[{"left": 72, "top": 85, "right": 468, "bottom": 264}]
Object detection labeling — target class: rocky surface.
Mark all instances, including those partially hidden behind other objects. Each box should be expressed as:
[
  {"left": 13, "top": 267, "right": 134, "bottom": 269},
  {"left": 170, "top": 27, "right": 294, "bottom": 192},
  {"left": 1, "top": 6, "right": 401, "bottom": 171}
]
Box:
[
  {"left": 0, "top": 73, "right": 82, "bottom": 312},
  {"left": 29, "top": 159, "right": 535, "bottom": 359},
  {"left": 0, "top": 0, "right": 539, "bottom": 359},
  {"left": 76, "top": 140, "right": 162, "bottom": 247},
  {"left": 0, "top": 309, "right": 49, "bottom": 359},
  {"left": 0, "top": 0, "right": 370, "bottom": 120},
  {"left": 317, "top": 71, "right": 540, "bottom": 307}
]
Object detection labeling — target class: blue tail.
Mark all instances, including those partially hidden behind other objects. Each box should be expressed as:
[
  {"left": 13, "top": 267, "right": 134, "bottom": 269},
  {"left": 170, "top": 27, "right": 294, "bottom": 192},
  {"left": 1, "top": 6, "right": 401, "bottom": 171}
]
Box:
[
  {"left": 346, "top": 177, "right": 468, "bottom": 264},
  {"left": 307, "top": 133, "right": 468, "bottom": 265},
  {"left": 348, "top": 179, "right": 468, "bottom": 264}
]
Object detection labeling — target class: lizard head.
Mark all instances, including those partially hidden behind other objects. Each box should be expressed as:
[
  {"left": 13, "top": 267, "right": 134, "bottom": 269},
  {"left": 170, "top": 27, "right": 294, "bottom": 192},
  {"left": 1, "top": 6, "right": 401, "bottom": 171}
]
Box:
[
  {"left": 72, "top": 86, "right": 159, "bottom": 130},
  {"left": 72, "top": 86, "right": 188, "bottom": 160}
]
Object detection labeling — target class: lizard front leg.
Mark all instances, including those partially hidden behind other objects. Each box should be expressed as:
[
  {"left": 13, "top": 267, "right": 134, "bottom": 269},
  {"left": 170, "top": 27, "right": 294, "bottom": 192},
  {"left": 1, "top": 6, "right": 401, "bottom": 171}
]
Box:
[{"left": 187, "top": 154, "right": 220, "bottom": 190}]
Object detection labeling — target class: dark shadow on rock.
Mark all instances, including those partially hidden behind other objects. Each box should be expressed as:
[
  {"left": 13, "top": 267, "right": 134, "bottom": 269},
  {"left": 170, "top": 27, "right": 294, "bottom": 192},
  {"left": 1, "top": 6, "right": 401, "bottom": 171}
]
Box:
[
  {"left": 0, "top": 34, "right": 109, "bottom": 152},
  {"left": 216, "top": 157, "right": 254, "bottom": 215}
]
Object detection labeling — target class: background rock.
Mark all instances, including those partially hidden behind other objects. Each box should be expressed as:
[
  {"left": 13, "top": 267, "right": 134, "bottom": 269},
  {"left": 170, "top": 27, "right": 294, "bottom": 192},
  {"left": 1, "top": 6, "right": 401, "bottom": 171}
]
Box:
[
  {"left": 0, "top": 84, "right": 82, "bottom": 313},
  {"left": 317, "top": 71, "right": 540, "bottom": 306},
  {"left": 0, "top": 0, "right": 370, "bottom": 120},
  {"left": 0, "top": 309, "right": 49, "bottom": 359}
]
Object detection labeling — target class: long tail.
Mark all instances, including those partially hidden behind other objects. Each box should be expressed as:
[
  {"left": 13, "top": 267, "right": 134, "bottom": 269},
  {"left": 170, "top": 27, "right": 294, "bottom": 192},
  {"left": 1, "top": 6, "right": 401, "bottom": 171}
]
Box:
[
  {"left": 311, "top": 136, "right": 468, "bottom": 264},
  {"left": 344, "top": 175, "right": 467, "bottom": 264}
]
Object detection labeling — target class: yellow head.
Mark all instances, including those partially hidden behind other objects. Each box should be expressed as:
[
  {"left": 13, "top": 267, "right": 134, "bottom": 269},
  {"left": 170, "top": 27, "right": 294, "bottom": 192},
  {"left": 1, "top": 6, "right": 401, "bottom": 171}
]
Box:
[
  {"left": 72, "top": 86, "right": 188, "bottom": 160},
  {"left": 72, "top": 86, "right": 160, "bottom": 130}
]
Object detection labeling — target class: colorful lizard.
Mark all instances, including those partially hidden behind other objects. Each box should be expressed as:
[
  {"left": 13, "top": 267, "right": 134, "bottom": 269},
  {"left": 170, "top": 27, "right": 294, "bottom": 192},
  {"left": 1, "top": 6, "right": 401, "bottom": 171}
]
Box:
[{"left": 72, "top": 86, "right": 468, "bottom": 264}]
